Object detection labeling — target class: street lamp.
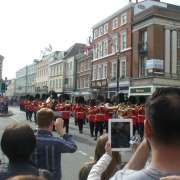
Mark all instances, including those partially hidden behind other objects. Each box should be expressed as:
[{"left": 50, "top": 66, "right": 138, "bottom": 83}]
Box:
[{"left": 116, "top": 49, "right": 121, "bottom": 104}]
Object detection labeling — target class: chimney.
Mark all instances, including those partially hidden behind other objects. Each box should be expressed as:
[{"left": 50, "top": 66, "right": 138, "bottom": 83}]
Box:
[
  {"left": 153, "top": 0, "right": 160, "bottom": 1},
  {"left": 129, "top": 0, "right": 132, "bottom": 2},
  {"left": 136, "top": 0, "right": 138, "bottom": 3}
]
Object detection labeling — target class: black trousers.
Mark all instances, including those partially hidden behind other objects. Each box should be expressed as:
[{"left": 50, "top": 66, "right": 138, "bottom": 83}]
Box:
[
  {"left": 26, "top": 111, "right": 32, "bottom": 121},
  {"left": 138, "top": 123, "right": 144, "bottom": 138},
  {"left": 78, "top": 120, "right": 84, "bottom": 133},
  {"left": 95, "top": 121, "right": 104, "bottom": 138},
  {"left": 63, "top": 119, "right": 69, "bottom": 134},
  {"left": 104, "top": 121, "right": 108, "bottom": 133},
  {"left": 89, "top": 121, "right": 95, "bottom": 136},
  {"left": 34, "top": 112, "right": 37, "bottom": 123}
]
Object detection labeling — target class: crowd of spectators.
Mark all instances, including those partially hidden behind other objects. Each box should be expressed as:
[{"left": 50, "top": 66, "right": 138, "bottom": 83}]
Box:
[{"left": 1, "top": 87, "right": 180, "bottom": 179}]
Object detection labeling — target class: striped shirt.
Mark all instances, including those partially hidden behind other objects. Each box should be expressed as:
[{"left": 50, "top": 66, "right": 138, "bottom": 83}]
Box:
[{"left": 31, "top": 130, "right": 77, "bottom": 180}]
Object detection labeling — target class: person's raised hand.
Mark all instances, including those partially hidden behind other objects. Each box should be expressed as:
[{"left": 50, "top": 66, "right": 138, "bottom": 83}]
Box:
[
  {"left": 55, "top": 118, "right": 65, "bottom": 137},
  {"left": 105, "top": 142, "right": 112, "bottom": 156}
]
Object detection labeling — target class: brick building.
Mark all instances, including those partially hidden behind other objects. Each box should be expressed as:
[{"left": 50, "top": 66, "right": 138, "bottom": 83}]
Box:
[
  {"left": 130, "top": 0, "right": 180, "bottom": 96},
  {"left": 91, "top": 2, "right": 134, "bottom": 99},
  {"left": 75, "top": 47, "right": 93, "bottom": 100}
]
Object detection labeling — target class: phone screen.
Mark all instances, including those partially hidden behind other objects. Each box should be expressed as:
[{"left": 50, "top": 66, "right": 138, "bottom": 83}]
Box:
[{"left": 109, "top": 119, "right": 132, "bottom": 151}]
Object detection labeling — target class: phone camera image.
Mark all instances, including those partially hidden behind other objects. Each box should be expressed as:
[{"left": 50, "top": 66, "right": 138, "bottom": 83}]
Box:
[{"left": 108, "top": 119, "right": 133, "bottom": 151}]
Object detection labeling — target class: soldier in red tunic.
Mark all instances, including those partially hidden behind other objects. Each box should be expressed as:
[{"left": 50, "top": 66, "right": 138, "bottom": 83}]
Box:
[
  {"left": 87, "top": 99, "right": 97, "bottom": 137},
  {"left": 74, "top": 96, "right": 86, "bottom": 134}
]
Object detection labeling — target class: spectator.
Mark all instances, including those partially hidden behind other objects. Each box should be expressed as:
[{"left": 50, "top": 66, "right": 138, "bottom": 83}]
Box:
[
  {"left": 8, "top": 175, "right": 45, "bottom": 180},
  {"left": 31, "top": 108, "right": 77, "bottom": 180},
  {"left": 80, "top": 134, "right": 121, "bottom": 180},
  {"left": 0, "top": 123, "right": 52, "bottom": 180},
  {"left": 88, "top": 87, "right": 180, "bottom": 179}
]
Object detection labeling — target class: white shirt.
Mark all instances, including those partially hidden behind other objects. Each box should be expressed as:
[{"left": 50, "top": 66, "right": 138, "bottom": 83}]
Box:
[{"left": 87, "top": 153, "right": 136, "bottom": 180}]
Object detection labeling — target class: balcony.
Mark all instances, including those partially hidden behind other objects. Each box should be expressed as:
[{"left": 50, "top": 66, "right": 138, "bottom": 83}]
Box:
[{"left": 138, "top": 42, "right": 148, "bottom": 54}]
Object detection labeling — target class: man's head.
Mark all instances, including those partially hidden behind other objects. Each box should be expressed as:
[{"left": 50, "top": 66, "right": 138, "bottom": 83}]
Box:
[
  {"left": 145, "top": 87, "right": 180, "bottom": 147},
  {"left": 1, "top": 123, "right": 36, "bottom": 162},
  {"left": 37, "top": 108, "right": 54, "bottom": 130}
]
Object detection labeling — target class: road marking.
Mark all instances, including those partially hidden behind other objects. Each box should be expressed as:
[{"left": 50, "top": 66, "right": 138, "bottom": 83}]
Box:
[{"left": 78, "top": 150, "right": 87, "bottom": 156}]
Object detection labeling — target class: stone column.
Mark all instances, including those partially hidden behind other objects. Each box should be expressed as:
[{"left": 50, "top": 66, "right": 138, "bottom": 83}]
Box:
[
  {"left": 171, "top": 30, "right": 177, "bottom": 74},
  {"left": 165, "top": 28, "right": 171, "bottom": 74}
]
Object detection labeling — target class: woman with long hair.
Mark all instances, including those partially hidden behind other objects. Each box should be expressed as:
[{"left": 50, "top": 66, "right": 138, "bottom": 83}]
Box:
[{"left": 79, "top": 134, "right": 121, "bottom": 180}]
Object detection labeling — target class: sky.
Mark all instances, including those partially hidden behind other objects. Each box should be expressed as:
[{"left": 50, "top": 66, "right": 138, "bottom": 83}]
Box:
[{"left": 0, "top": 0, "right": 179, "bottom": 79}]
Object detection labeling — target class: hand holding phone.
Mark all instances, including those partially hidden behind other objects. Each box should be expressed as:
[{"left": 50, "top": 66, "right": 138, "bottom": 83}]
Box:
[{"left": 105, "top": 142, "right": 112, "bottom": 156}]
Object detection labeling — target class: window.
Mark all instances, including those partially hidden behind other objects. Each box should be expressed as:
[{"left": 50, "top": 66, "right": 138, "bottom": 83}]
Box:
[
  {"left": 85, "top": 77, "right": 89, "bottom": 88},
  {"left": 112, "top": 62, "right": 117, "bottom": 80},
  {"left": 97, "top": 42, "right": 102, "bottom": 58},
  {"left": 102, "top": 39, "right": 108, "bottom": 56},
  {"left": 93, "top": 45, "right": 97, "bottom": 59},
  {"left": 58, "top": 79, "right": 61, "bottom": 88},
  {"left": 94, "top": 29, "right": 99, "bottom": 39},
  {"left": 141, "top": 31, "right": 148, "bottom": 51},
  {"left": 98, "top": 64, "right": 103, "bottom": 79},
  {"left": 93, "top": 65, "right": 97, "bottom": 80},
  {"left": 121, "top": 31, "right": 127, "bottom": 51},
  {"left": 99, "top": 26, "right": 104, "bottom": 36},
  {"left": 112, "top": 33, "right": 118, "bottom": 53},
  {"left": 59, "top": 65, "right": 62, "bottom": 75},
  {"left": 121, "top": 12, "right": 127, "bottom": 25},
  {"left": 112, "top": 17, "right": 118, "bottom": 29},
  {"left": 53, "top": 80, "right": 55, "bottom": 88},
  {"left": 56, "top": 79, "right": 58, "bottom": 88},
  {"left": 178, "top": 32, "right": 180, "bottom": 48},
  {"left": 120, "top": 59, "right": 126, "bottom": 78},
  {"left": 103, "top": 64, "right": 107, "bottom": 79},
  {"left": 70, "top": 62, "right": 73, "bottom": 71},
  {"left": 57, "top": 66, "right": 59, "bottom": 75},
  {"left": 97, "top": 43, "right": 100, "bottom": 58},
  {"left": 104, "top": 23, "right": 108, "bottom": 34}
]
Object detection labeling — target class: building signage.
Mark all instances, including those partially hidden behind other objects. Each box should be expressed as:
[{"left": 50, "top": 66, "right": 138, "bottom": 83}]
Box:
[
  {"left": 146, "top": 59, "right": 164, "bottom": 70},
  {"left": 130, "top": 87, "right": 151, "bottom": 94}
]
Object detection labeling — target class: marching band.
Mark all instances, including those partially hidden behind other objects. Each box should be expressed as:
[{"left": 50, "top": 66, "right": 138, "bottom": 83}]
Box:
[{"left": 19, "top": 94, "right": 145, "bottom": 140}]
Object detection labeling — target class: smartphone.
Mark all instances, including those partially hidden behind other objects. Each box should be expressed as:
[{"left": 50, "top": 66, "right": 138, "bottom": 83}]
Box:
[{"left": 108, "top": 119, "right": 133, "bottom": 151}]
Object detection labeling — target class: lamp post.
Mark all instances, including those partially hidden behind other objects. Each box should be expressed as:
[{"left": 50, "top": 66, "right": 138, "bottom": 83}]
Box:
[{"left": 116, "top": 50, "right": 121, "bottom": 104}]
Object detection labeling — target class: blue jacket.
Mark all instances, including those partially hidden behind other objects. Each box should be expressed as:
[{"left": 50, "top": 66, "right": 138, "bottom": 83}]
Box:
[{"left": 31, "top": 130, "right": 77, "bottom": 180}]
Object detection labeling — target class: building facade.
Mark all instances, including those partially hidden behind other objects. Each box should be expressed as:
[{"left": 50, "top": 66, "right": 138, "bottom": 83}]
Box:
[
  {"left": 75, "top": 47, "right": 93, "bottom": 99},
  {"left": 35, "top": 52, "right": 60, "bottom": 94},
  {"left": 26, "top": 63, "right": 36, "bottom": 95},
  {"left": 92, "top": 2, "right": 134, "bottom": 99},
  {"left": 49, "top": 51, "right": 64, "bottom": 93},
  {"left": 130, "top": 0, "right": 180, "bottom": 96},
  {"left": 15, "top": 66, "right": 27, "bottom": 95},
  {"left": 63, "top": 43, "right": 86, "bottom": 99}
]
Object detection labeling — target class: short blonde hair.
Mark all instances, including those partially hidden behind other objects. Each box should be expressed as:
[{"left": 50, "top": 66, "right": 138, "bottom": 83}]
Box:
[{"left": 37, "top": 108, "right": 54, "bottom": 128}]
